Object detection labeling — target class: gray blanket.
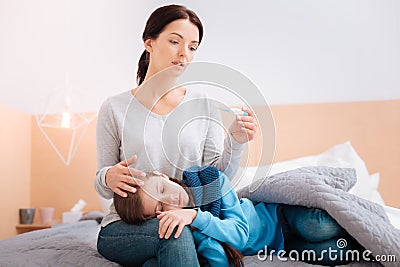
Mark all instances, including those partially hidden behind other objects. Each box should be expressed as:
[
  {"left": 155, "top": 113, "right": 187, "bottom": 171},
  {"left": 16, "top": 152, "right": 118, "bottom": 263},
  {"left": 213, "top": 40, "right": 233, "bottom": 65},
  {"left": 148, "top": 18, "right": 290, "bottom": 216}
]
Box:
[
  {"left": 237, "top": 166, "right": 400, "bottom": 267},
  {"left": 0, "top": 220, "right": 119, "bottom": 267}
]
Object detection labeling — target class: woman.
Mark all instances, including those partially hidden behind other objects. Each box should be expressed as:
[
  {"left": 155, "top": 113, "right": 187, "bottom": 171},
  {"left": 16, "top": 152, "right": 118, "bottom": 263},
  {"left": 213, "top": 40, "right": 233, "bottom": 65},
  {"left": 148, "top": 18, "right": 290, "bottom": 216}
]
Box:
[
  {"left": 94, "top": 4, "right": 257, "bottom": 266},
  {"left": 114, "top": 169, "right": 365, "bottom": 267}
]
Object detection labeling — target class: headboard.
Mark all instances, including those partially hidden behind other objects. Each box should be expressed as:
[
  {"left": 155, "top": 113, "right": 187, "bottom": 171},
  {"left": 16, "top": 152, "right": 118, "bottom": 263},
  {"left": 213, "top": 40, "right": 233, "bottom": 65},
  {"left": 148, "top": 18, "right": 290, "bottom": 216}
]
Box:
[{"left": 240, "top": 100, "right": 400, "bottom": 208}]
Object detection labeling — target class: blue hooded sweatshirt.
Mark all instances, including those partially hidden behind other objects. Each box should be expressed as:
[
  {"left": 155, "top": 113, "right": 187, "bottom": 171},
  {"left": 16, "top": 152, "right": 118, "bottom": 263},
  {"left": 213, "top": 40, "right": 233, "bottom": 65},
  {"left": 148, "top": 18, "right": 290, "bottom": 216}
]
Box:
[{"left": 189, "top": 172, "right": 284, "bottom": 266}]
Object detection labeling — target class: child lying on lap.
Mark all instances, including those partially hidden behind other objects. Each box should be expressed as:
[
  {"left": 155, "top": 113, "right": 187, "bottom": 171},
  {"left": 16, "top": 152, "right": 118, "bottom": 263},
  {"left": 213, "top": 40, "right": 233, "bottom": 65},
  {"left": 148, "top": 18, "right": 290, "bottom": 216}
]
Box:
[{"left": 114, "top": 167, "right": 364, "bottom": 267}]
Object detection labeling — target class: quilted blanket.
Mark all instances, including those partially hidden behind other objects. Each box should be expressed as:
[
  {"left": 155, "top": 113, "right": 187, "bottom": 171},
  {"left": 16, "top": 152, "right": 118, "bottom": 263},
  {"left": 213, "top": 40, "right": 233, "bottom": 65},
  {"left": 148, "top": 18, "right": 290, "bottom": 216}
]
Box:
[{"left": 236, "top": 167, "right": 400, "bottom": 267}]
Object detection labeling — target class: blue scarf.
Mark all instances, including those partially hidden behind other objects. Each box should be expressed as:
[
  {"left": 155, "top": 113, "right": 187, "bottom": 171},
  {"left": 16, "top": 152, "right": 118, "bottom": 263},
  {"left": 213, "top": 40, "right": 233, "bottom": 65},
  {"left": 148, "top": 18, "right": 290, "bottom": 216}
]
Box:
[{"left": 182, "top": 165, "right": 222, "bottom": 217}]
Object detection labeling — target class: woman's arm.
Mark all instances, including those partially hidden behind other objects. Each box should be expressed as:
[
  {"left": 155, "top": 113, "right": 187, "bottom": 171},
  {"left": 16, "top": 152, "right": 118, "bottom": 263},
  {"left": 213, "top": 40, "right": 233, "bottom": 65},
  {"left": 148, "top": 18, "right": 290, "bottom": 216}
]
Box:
[
  {"left": 94, "top": 98, "right": 121, "bottom": 199},
  {"left": 202, "top": 103, "right": 244, "bottom": 179},
  {"left": 94, "top": 99, "right": 143, "bottom": 198}
]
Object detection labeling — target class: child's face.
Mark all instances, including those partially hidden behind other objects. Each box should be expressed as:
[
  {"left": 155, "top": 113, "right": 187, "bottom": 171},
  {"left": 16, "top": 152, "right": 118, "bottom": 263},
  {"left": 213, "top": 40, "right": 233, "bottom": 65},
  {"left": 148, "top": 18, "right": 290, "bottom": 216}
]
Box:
[{"left": 139, "top": 173, "right": 190, "bottom": 218}]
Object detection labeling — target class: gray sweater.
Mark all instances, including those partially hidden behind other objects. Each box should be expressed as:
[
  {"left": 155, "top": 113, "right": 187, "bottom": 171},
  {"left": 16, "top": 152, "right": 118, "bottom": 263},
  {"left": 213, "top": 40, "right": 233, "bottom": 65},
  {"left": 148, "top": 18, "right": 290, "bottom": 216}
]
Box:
[{"left": 94, "top": 89, "right": 244, "bottom": 226}]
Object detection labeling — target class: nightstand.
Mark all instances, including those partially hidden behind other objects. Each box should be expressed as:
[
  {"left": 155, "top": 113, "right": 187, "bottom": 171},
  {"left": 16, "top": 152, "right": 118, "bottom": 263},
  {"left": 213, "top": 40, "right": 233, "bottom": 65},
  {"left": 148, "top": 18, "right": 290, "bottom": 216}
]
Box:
[{"left": 16, "top": 224, "right": 52, "bottom": 234}]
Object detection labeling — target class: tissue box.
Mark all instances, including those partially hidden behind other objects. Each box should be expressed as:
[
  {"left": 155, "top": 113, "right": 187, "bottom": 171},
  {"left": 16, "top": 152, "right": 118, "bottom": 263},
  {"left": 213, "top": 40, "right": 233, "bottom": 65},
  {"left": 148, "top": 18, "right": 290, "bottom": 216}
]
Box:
[{"left": 62, "top": 211, "right": 83, "bottom": 224}]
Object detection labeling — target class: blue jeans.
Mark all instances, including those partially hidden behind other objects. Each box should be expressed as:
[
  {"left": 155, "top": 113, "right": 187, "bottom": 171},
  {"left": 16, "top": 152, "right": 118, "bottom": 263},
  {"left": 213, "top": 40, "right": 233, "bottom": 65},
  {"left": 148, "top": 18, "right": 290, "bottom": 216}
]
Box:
[
  {"left": 278, "top": 204, "right": 365, "bottom": 266},
  {"left": 97, "top": 218, "right": 200, "bottom": 267}
]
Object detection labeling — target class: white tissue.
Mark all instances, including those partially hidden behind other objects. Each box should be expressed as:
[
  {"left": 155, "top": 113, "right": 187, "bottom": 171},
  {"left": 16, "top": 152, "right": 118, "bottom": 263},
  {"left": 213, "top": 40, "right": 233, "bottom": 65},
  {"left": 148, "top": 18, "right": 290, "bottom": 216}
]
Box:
[
  {"left": 70, "top": 199, "right": 86, "bottom": 212},
  {"left": 62, "top": 199, "right": 86, "bottom": 223}
]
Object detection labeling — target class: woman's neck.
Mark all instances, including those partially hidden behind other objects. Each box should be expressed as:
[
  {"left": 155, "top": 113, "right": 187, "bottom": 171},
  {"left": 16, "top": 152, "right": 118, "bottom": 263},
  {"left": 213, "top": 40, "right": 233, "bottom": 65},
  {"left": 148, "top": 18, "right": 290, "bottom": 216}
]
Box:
[
  {"left": 132, "top": 80, "right": 186, "bottom": 115},
  {"left": 139, "top": 68, "right": 179, "bottom": 99}
]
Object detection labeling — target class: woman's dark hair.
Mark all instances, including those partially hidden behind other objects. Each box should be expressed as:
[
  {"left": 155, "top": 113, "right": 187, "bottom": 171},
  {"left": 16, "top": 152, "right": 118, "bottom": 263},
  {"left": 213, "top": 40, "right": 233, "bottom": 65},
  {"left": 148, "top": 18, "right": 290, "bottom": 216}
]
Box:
[
  {"left": 113, "top": 174, "right": 243, "bottom": 267},
  {"left": 136, "top": 4, "right": 204, "bottom": 85}
]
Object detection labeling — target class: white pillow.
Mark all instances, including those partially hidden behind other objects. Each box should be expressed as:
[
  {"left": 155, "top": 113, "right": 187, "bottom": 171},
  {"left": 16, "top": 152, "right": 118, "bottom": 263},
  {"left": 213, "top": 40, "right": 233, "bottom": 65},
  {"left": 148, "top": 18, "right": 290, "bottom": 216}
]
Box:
[
  {"left": 233, "top": 141, "right": 384, "bottom": 203},
  {"left": 368, "top": 173, "right": 385, "bottom": 205}
]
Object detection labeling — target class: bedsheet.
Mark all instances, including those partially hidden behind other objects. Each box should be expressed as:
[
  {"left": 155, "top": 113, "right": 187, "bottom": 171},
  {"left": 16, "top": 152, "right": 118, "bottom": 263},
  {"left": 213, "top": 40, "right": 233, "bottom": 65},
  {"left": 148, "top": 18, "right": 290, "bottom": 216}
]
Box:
[{"left": 0, "top": 207, "right": 399, "bottom": 267}]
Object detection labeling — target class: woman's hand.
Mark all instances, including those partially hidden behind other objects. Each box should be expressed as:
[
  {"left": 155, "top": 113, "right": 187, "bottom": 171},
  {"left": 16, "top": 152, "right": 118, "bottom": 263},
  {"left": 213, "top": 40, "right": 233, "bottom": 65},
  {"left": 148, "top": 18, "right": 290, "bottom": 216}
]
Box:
[
  {"left": 229, "top": 107, "right": 257, "bottom": 144},
  {"left": 105, "top": 155, "right": 146, "bottom": 197},
  {"left": 157, "top": 209, "right": 198, "bottom": 239}
]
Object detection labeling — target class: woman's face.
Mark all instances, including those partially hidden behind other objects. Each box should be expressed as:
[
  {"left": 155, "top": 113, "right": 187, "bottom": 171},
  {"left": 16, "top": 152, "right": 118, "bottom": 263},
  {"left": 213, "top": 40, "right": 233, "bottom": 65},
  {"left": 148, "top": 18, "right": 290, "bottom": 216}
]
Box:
[
  {"left": 139, "top": 173, "right": 190, "bottom": 218},
  {"left": 145, "top": 19, "right": 199, "bottom": 75}
]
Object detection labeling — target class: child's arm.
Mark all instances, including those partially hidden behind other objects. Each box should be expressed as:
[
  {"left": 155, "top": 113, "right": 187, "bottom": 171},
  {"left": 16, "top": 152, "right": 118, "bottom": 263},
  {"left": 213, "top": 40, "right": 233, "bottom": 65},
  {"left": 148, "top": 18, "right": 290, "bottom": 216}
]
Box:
[
  {"left": 193, "top": 230, "right": 230, "bottom": 266},
  {"left": 190, "top": 173, "right": 249, "bottom": 250},
  {"left": 157, "top": 209, "right": 197, "bottom": 239},
  {"left": 157, "top": 173, "right": 249, "bottom": 250}
]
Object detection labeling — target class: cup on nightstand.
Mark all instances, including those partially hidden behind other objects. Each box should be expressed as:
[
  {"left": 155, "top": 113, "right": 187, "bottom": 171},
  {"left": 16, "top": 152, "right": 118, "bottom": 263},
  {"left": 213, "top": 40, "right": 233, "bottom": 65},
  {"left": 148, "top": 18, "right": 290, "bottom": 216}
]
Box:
[
  {"left": 19, "top": 208, "right": 36, "bottom": 224},
  {"left": 39, "top": 207, "right": 55, "bottom": 224}
]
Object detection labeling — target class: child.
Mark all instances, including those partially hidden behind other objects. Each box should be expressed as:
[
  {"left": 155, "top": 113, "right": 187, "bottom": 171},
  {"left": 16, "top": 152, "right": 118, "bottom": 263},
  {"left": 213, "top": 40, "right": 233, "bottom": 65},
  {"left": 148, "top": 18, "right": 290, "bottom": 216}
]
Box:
[{"left": 114, "top": 168, "right": 364, "bottom": 266}]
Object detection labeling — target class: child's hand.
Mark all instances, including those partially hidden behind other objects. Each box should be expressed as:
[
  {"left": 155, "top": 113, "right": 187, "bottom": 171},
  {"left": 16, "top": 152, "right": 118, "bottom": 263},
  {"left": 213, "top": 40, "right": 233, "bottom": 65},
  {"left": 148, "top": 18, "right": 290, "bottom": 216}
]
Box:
[{"left": 156, "top": 209, "right": 197, "bottom": 239}]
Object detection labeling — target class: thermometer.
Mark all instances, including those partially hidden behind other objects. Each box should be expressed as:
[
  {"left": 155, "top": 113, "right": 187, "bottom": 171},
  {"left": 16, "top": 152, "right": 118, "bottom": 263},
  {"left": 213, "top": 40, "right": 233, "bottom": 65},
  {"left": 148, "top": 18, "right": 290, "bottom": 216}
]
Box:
[{"left": 217, "top": 107, "right": 248, "bottom": 116}]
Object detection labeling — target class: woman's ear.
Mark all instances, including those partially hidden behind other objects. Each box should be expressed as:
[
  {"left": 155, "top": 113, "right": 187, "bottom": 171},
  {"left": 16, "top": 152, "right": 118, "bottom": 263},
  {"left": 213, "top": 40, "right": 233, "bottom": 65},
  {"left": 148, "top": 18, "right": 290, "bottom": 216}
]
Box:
[{"left": 144, "top": 38, "right": 153, "bottom": 53}]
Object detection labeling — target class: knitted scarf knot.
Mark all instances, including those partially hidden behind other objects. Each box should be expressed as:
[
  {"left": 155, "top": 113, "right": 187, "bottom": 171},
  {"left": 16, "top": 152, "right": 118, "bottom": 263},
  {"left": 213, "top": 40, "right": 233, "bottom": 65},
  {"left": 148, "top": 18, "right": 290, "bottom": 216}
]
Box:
[{"left": 182, "top": 165, "right": 222, "bottom": 217}]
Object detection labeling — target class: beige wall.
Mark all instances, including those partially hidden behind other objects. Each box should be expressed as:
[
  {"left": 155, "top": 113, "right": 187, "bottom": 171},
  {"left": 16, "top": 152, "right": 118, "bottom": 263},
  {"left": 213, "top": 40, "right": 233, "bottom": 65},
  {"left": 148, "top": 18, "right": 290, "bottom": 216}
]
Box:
[
  {"left": 0, "top": 105, "right": 31, "bottom": 240},
  {"left": 29, "top": 99, "right": 400, "bottom": 214},
  {"left": 269, "top": 100, "right": 400, "bottom": 208},
  {"left": 1, "top": 99, "right": 399, "bottom": 239},
  {"left": 30, "top": 115, "right": 100, "bottom": 222}
]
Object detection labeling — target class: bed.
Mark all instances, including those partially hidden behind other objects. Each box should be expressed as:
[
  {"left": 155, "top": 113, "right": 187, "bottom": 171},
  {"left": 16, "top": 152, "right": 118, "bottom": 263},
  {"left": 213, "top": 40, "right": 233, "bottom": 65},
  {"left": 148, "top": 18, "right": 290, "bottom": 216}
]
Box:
[
  {"left": 0, "top": 206, "right": 399, "bottom": 267},
  {"left": 1, "top": 143, "right": 399, "bottom": 267}
]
